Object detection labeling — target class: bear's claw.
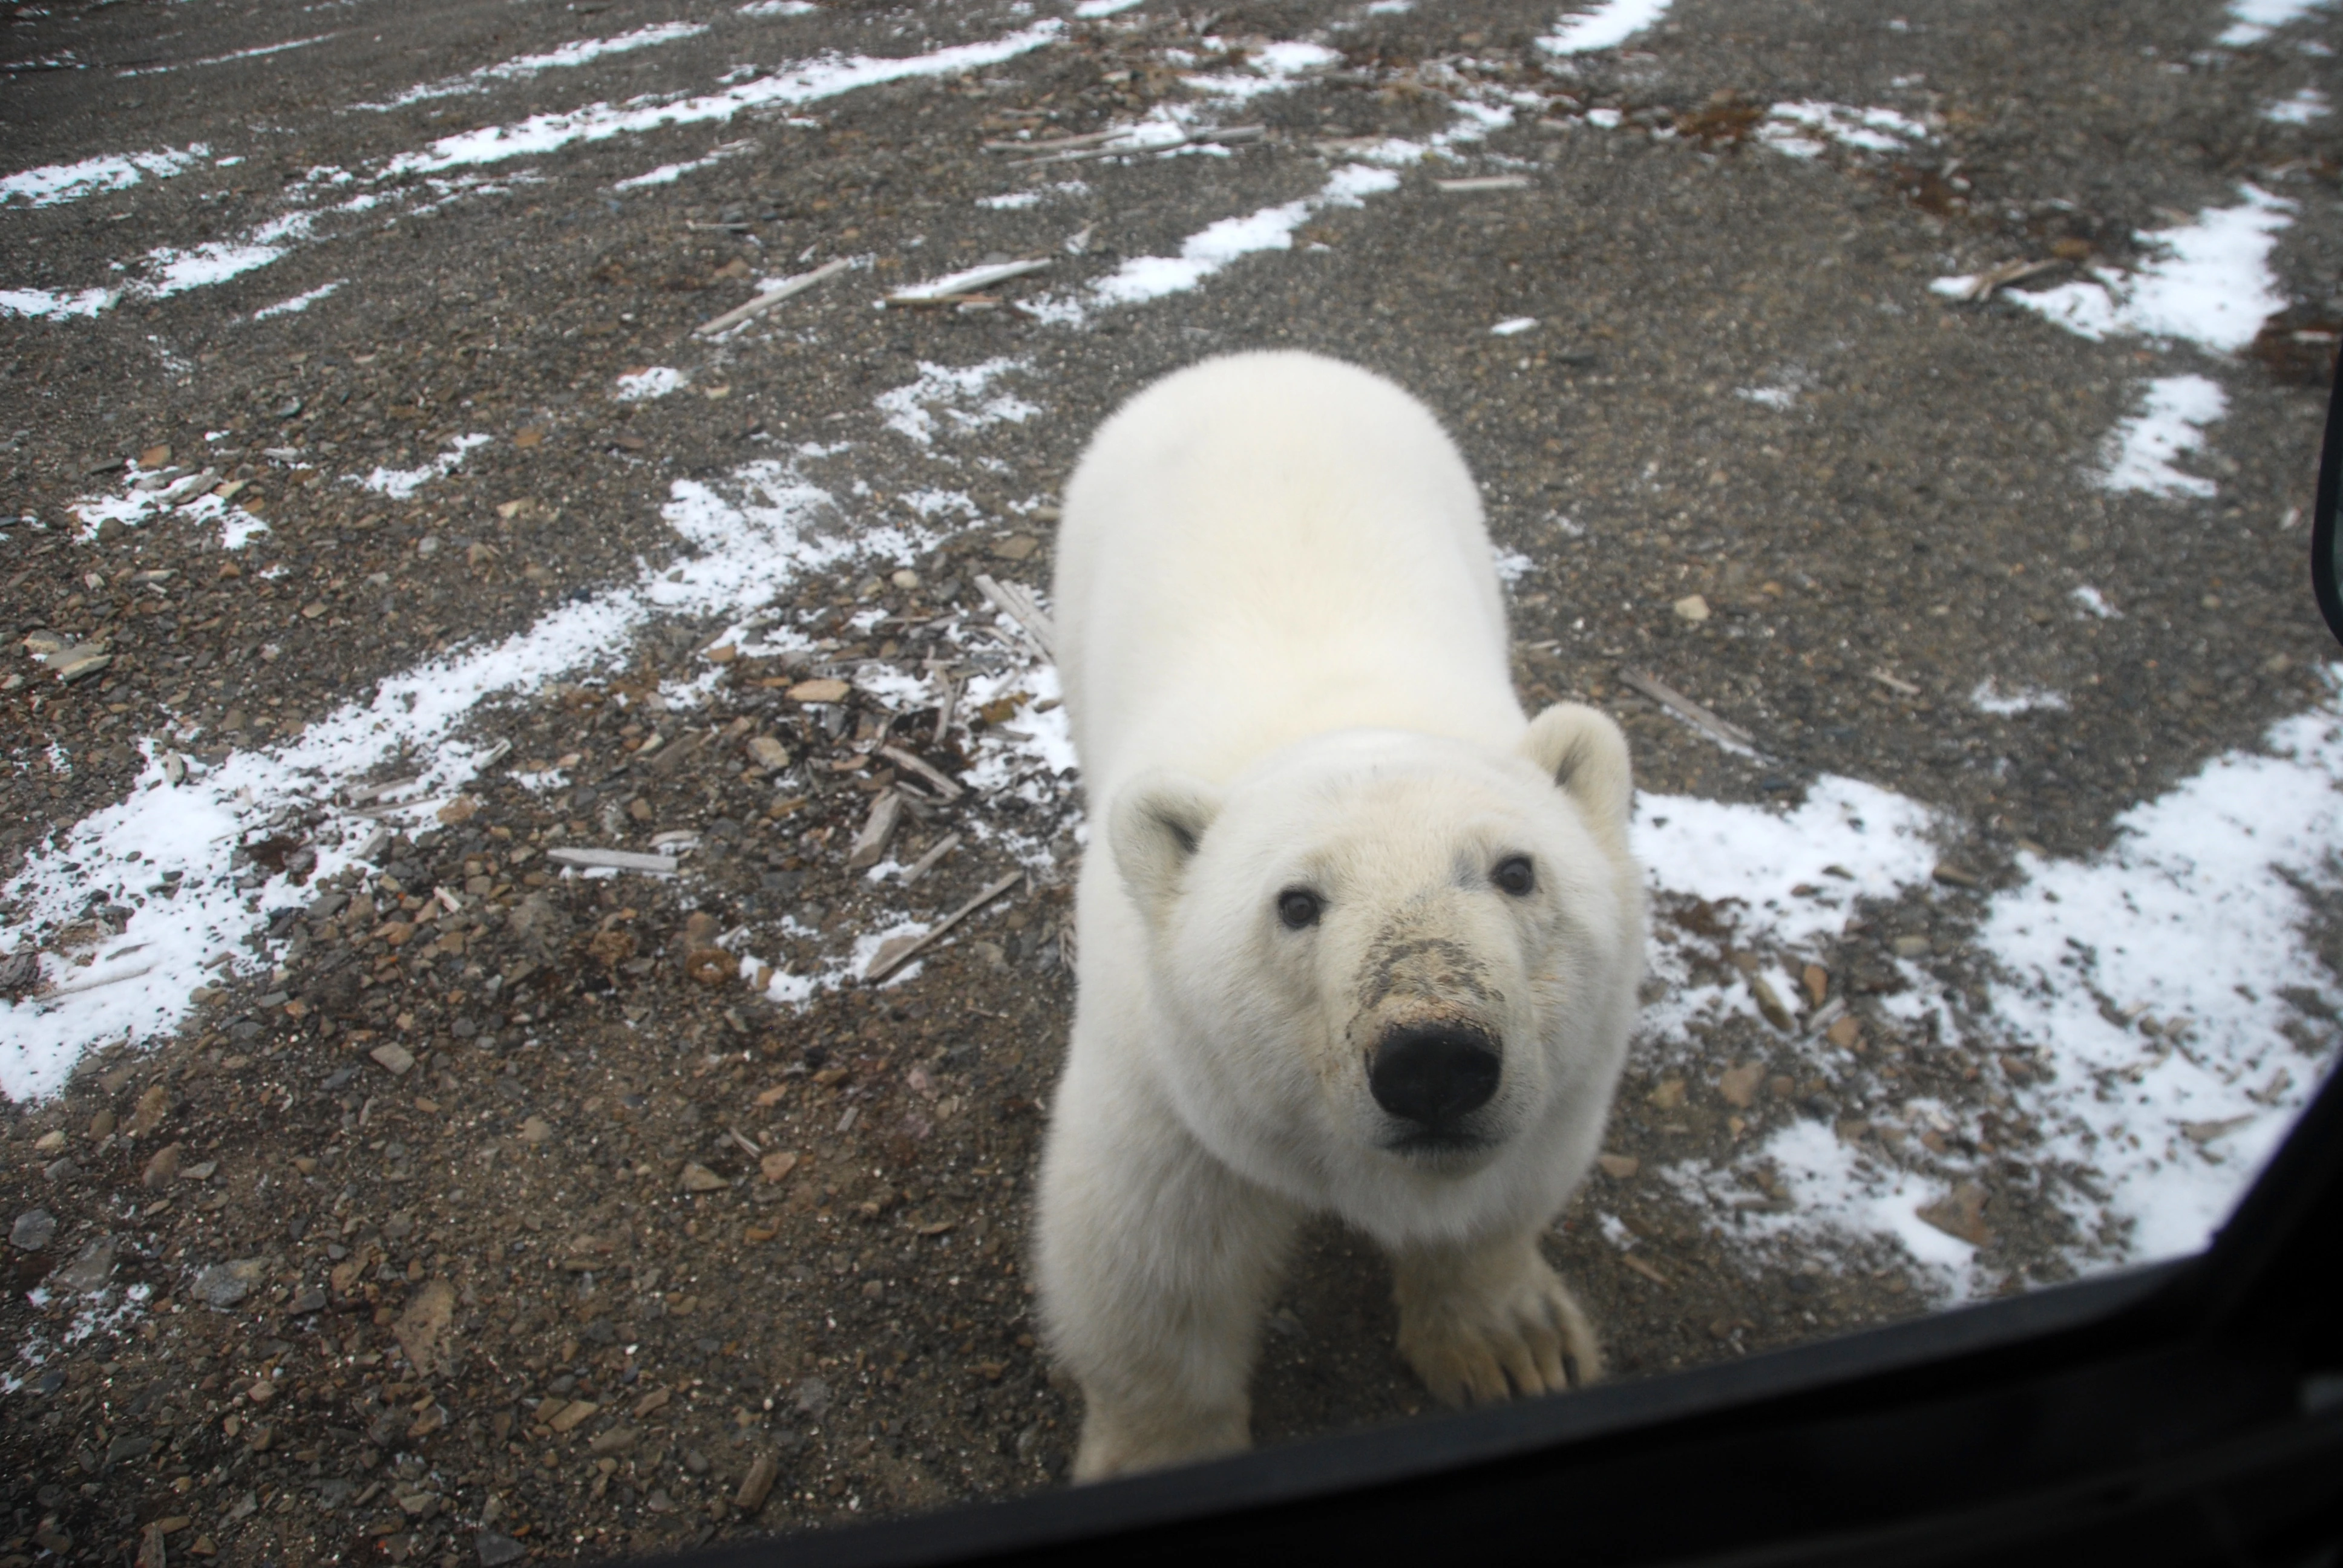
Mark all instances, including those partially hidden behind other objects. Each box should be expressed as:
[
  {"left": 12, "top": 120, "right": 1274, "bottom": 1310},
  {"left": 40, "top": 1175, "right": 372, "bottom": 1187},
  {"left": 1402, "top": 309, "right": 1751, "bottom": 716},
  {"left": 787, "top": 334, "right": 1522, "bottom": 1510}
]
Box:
[{"left": 1393, "top": 1245, "right": 1601, "bottom": 1407}]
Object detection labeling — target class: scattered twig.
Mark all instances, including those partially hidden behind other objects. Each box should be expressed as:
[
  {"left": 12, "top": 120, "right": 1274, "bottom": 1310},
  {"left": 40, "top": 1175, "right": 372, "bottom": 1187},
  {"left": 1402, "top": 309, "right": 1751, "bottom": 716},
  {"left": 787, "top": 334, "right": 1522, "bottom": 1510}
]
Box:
[
  {"left": 1616, "top": 668, "right": 1757, "bottom": 751},
  {"left": 883, "top": 257, "right": 1052, "bottom": 306},
  {"left": 932, "top": 673, "right": 960, "bottom": 746},
  {"left": 647, "top": 729, "right": 709, "bottom": 776},
  {"left": 983, "top": 128, "right": 1126, "bottom": 154},
  {"left": 544, "top": 847, "right": 678, "bottom": 874},
  {"left": 341, "top": 774, "right": 424, "bottom": 806},
  {"left": 43, "top": 963, "right": 156, "bottom": 1001},
  {"left": 1871, "top": 668, "right": 1921, "bottom": 696},
  {"left": 693, "top": 256, "right": 852, "bottom": 338},
  {"left": 344, "top": 797, "right": 454, "bottom": 823},
  {"left": 1003, "top": 125, "right": 1263, "bottom": 167},
  {"left": 1803, "top": 995, "right": 1849, "bottom": 1040},
  {"left": 876, "top": 745, "right": 965, "bottom": 802},
  {"left": 863, "top": 871, "right": 1023, "bottom": 984},
  {"left": 972, "top": 573, "right": 1056, "bottom": 662},
  {"left": 1620, "top": 1254, "right": 1671, "bottom": 1286},
  {"left": 900, "top": 832, "right": 962, "bottom": 886},
  {"left": 1948, "top": 256, "right": 2062, "bottom": 303},
  {"left": 1434, "top": 174, "right": 1533, "bottom": 192}
]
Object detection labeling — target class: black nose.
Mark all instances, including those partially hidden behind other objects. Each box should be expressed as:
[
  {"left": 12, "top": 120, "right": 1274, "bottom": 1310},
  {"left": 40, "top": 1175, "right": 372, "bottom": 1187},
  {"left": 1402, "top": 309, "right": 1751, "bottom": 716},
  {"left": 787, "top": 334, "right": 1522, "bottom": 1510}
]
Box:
[{"left": 1370, "top": 1027, "right": 1501, "bottom": 1127}]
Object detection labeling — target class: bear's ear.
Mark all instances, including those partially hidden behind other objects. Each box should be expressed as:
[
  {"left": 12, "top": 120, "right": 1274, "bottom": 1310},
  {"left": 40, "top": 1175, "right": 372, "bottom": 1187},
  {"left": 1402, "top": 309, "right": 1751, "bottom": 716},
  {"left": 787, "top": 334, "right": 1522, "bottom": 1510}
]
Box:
[
  {"left": 1109, "top": 770, "right": 1223, "bottom": 925},
  {"left": 1521, "top": 703, "right": 1633, "bottom": 849}
]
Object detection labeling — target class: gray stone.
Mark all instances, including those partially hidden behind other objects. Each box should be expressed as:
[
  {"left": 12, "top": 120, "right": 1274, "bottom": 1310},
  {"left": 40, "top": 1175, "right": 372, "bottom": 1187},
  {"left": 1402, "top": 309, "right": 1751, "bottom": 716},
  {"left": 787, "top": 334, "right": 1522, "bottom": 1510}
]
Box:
[
  {"left": 475, "top": 1532, "right": 526, "bottom": 1567},
  {"left": 10, "top": 1207, "right": 56, "bottom": 1252},
  {"left": 190, "top": 1256, "right": 266, "bottom": 1308},
  {"left": 53, "top": 1235, "right": 114, "bottom": 1294}
]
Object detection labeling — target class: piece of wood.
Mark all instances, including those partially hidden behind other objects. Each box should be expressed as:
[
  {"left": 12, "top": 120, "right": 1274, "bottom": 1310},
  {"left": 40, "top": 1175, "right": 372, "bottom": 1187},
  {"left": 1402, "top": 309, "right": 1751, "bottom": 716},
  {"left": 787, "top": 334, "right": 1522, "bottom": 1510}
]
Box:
[
  {"left": 846, "top": 789, "right": 905, "bottom": 871},
  {"left": 1803, "top": 995, "right": 1849, "bottom": 1040},
  {"left": 647, "top": 728, "right": 709, "bottom": 776},
  {"left": 43, "top": 962, "right": 156, "bottom": 999},
  {"left": 1616, "top": 668, "right": 1757, "bottom": 751},
  {"left": 544, "top": 847, "right": 678, "bottom": 874},
  {"left": 900, "top": 832, "right": 962, "bottom": 886},
  {"left": 863, "top": 871, "right": 1022, "bottom": 984},
  {"left": 884, "top": 256, "right": 1052, "bottom": 304},
  {"left": 1620, "top": 1254, "right": 1671, "bottom": 1286},
  {"left": 693, "top": 256, "right": 852, "bottom": 338},
  {"left": 1949, "top": 256, "right": 2061, "bottom": 303},
  {"left": 1871, "top": 667, "right": 1920, "bottom": 696},
  {"left": 1004, "top": 124, "right": 1263, "bottom": 166},
  {"left": 972, "top": 573, "right": 1055, "bottom": 661},
  {"left": 876, "top": 745, "right": 965, "bottom": 802},
  {"left": 1435, "top": 174, "right": 1533, "bottom": 192},
  {"left": 342, "top": 774, "right": 424, "bottom": 806},
  {"left": 932, "top": 672, "right": 960, "bottom": 745},
  {"left": 983, "top": 128, "right": 1125, "bottom": 153}
]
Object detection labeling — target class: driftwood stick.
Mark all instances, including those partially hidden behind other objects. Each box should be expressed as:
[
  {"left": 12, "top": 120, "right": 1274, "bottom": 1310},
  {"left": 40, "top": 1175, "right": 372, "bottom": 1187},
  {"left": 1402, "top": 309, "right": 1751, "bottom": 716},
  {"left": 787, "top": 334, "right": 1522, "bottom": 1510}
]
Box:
[
  {"left": 863, "top": 871, "right": 1022, "bottom": 983},
  {"left": 694, "top": 257, "right": 853, "bottom": 338},
  {"left": 1616, "top": 668, "right": 1757, "bottom": 751}
]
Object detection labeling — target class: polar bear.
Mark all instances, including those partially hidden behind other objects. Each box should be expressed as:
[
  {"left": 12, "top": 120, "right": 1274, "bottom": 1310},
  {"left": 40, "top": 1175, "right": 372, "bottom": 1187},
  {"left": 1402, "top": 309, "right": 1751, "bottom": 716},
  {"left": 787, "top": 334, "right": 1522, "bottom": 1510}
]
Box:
[{"left": 1034, "top": 351, "right": 1646, "bottom": 1482}]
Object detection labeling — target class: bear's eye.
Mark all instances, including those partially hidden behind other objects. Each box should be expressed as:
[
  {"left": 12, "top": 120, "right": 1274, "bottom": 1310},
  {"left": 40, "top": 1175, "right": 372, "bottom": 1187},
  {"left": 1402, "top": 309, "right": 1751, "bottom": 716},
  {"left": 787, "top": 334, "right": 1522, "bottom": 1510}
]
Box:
[
  {"left": 1493, "top": 856, "right": 1536, "bottom": 897},
  {"left": 1277, "top": 889, "right": 1323, "bottom": 930}
]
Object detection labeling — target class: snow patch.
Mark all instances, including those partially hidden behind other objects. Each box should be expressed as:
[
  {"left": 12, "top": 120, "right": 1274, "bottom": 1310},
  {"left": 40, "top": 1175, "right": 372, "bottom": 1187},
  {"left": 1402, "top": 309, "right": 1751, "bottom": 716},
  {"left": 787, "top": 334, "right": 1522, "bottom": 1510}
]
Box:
[
  {"left": 251, "top": 279, "right": 345, "bottom": 320},
  {"left": 1538, "top": 0, "right": 1673, "bottom": 55},
  {"left": 355, "top": 22, "right": 709, "bottom": 111},
  {"left": 2220, "top": 0, "right": 2335, "bottom": 47},
  {"left": 612, "top": 138, "right": 758, "bottom": 192},
  {"left": 615, "top": 366, "right": 687, "bottom": 402},
  {"left": 874, "top": 358, "right": 1035, "bottom": 447},
  {"left": 1, "top": 144, "right": 210, "bottom": 209},
  {"left": 1758, "top": 102, "right": 1929, "bottom": 159},
  {"left": 1089, "top": 163, "right": 1399, "bottom": 307},
  {"left": 2072, "top": 586, "right": 2121, "bottom": 619},
  {"left": 2265, "top": 86, "right": 2332, "bottom": 122},
  {"left": 1971, "top": 684, "right": 2343, "bottom": 1264},
  {"left": 1971, "top": 680, "right": 2069, "bottom": 716},
  {"left": 2100, "top": 374, "right": 2226, "bottom": 499},
  {"left": 0, "top": 287, "right": 119, "bottom": 322},
  {"left": 1953, "top": 186, "right": 2293, "bottom": 354},
  {"left": 119, "top": 33, "right": 333, "bottom": 76},
  {"left": 383, "top": 22, "right": 1064, "bottom": 177},
  {"left": 353, "top": 433, "right": 494, "bottom": 500}
]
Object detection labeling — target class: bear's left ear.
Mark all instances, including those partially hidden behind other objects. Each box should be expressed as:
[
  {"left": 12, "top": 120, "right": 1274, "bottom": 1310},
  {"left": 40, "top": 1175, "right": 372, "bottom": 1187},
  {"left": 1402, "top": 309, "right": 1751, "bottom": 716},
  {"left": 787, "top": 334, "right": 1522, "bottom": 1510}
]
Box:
[
  {"left": 1521, "top": 704, "right": 1633, "bottom": 851},
  {"left": 1109, "top": 769, "right": 1223, "bottom": 929}
]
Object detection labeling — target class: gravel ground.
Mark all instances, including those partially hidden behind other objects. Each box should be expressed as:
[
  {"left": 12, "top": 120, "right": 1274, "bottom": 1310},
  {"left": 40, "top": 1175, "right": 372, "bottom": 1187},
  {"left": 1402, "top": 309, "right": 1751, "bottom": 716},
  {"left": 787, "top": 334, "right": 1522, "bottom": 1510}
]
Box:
[{"left": 3, "top": 0, "right": 2340, "bottom": 1563}]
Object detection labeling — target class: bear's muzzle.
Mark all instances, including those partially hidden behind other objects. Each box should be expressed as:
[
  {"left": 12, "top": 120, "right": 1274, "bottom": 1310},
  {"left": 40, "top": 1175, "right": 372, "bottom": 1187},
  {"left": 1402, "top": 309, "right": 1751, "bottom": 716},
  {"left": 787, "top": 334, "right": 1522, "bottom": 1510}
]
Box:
[{"left": 1370, "top": 1021, "right": 1501, "bottom": 1148}]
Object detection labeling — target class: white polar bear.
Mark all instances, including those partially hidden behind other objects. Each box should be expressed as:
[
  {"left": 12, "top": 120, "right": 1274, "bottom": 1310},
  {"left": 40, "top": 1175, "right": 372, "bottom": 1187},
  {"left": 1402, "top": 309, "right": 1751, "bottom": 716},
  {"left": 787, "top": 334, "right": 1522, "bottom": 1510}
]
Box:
[{"left": 1035, "top": 351, "right": 1647, "bottom": 1482}]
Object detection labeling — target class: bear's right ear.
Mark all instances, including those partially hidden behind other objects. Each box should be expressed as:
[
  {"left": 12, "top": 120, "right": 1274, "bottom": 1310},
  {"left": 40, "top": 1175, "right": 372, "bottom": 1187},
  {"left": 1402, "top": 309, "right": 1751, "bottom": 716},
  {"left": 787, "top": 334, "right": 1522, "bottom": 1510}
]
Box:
[
  {"left": 1108, "top": 771, "right": 1223, "bottom": 926},
  {"left": 1521, "top": 703, "right": 1633, "bottom": 854}
]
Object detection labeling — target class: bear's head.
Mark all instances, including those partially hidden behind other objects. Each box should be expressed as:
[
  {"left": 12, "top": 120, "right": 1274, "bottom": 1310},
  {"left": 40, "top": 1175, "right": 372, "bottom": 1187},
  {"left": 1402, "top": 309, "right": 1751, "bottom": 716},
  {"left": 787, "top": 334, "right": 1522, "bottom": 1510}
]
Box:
[{"left": 1109, "top": 705, "right": 1645, "bottom": 1230}]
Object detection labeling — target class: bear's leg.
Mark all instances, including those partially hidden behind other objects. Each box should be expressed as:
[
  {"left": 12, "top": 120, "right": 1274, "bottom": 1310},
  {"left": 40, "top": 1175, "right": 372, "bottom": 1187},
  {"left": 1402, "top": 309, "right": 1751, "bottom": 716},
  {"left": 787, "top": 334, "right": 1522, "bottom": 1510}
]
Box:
[
  {"left": 1038, "top": 1117, "right": 1300, "bottom": 1481},
  {"left": 1387, "top": 1231, "right": 1601, "bottom": 1407}
]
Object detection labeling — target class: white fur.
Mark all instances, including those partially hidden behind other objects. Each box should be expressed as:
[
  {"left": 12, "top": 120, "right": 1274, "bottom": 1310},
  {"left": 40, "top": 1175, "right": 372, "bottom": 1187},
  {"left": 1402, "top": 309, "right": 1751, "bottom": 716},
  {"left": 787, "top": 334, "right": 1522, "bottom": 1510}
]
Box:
[{"left": 1035, "top": 352, "right": 1646, "bottom": 1480}]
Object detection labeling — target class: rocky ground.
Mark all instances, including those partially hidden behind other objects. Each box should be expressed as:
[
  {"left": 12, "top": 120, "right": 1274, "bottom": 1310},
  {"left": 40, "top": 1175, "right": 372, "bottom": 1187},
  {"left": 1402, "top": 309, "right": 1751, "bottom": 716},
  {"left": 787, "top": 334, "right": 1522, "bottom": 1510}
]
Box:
[{"left": 3, "top": 0, "right": 2341, "bottom": 1563}]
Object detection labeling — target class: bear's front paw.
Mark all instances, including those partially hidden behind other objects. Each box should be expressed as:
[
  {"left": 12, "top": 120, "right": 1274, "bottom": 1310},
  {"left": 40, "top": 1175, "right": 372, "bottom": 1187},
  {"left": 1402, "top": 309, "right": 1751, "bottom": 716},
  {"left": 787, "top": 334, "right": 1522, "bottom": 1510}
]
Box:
[{"left": 1395, "top": 1254, "right": 1600, "bottom": 1408}]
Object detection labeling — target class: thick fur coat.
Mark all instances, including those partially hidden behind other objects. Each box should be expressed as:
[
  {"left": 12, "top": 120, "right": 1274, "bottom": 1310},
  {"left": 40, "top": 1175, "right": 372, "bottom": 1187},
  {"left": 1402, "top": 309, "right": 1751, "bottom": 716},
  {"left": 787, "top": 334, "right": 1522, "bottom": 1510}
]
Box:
[{"left": 1035, "top": 351, "right": 1647, "bottom": 1480}]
